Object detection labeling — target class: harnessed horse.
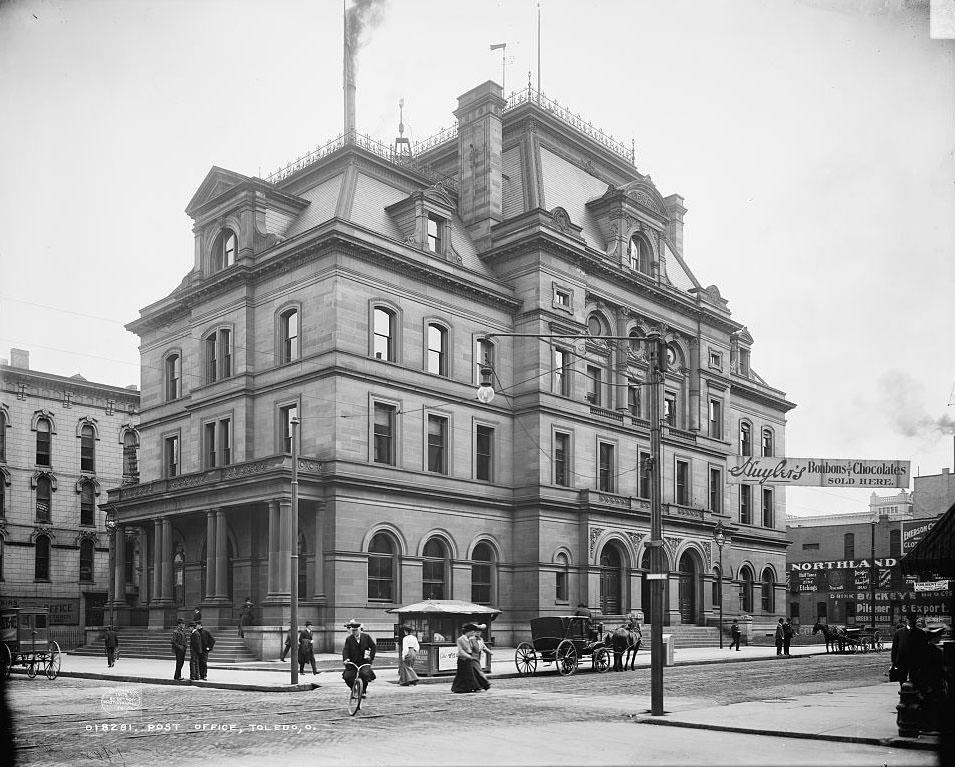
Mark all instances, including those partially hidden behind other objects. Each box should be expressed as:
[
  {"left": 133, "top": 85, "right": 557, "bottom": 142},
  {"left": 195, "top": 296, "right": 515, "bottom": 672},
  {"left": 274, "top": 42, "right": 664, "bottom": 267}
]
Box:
[
  {"left": 812, "top": 621, "right": 847, "bottom": 653},
  {"left": 605, "top": 625, "right": 642, "bottom": 671}
]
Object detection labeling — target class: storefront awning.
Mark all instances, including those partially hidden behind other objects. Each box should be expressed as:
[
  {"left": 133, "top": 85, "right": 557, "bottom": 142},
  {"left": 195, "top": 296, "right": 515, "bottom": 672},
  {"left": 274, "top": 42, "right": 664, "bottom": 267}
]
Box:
[
  {"left": 900, "top": 499, "right": 955, "bottom": 577},
  {"left": 387, "top": 599, "right": 501, "bottom": 616}
]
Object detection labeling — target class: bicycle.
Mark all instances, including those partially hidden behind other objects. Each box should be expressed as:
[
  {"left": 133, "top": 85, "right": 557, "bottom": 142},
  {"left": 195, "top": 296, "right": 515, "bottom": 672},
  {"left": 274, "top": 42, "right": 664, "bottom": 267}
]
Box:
[{"left": 344, "top": 660, "right": 372, "bottom": 716}]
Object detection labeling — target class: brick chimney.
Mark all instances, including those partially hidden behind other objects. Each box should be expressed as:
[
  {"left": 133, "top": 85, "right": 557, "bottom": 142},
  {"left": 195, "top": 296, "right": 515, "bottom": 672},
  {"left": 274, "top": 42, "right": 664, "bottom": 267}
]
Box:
[
  {"left": 454, "top": 81, "right": 506, "bottom": 251},
  {"left": 664, "top": 194, "right": 687, "bottom": 255}
]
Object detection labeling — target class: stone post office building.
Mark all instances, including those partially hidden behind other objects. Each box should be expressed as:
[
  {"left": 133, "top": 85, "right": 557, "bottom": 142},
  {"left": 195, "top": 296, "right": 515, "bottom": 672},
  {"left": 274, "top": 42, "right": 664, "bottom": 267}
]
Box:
[{"left": 107, "top": 80, "right": 795, "bottom": 652}]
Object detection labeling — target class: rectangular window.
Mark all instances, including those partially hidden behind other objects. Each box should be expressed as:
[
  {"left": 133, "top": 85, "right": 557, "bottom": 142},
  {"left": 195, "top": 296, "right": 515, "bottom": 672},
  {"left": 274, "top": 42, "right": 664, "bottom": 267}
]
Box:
[
  {"left": 586, "top": 365, "right": 601, "bottom": 406},
  {"left": 802, "top": 542, "right": 820, "bottom": 551},
  {"left": 477, "top": 337, "right": 494, "bottom": 370},
  {"left": 664, "top": 392, "right": 677, "bottom": 426},
  {"left": 844, "top": 533, "right": 855, "bottom": 560},
  {"left": 554, "top": 432, "right": 570, "bottom": 487},
  {"left": 556, "top": 569, "right": 568, "bottom": 602},
  {"left": 475, "top": 424, "right": 493, "bottom": 482},
  {"left": 889, "top": 529, "right": 901, "bottom": 558},
  {"left": 709, "top": 350, "right": 722, "bottom": 370},
  {"left": 427, "top": 214, "right": 443, "bottom": 253},
  {"left": 373, "top": 403, "right": 396, "bottom": 465},
  {"left": 709, "top": 399, "right": 722, "bottom": 439},
  {"left": 761, "top": 429, "right": 774, "bottom": 457},
  {"left": 638, "top": 450, "right": 651, "bottom": 499},
  {"left": 676, "top": 459, "right": 689, "bottom": 505},
  {"left": 80, "top": 485, "right": 95, "bottom": 526},
  {"left": 762, "top": 487, "right": 774, "bottom": 528},
  {"left": 282, "top": 310, "right": 299, "bottom": 363},
  {"left": 220, "top": 329, "right": 232, "bottom": 378},
  {"left": 207, "top": 334, "right": 217, "bottom": 382},
  {"left": 280, "top": 404, "right": 298, "bottom": 453},
  {"left": 219, "top": 419, "right": 231, "bottom": 466},
  {"left": 739, "top": 348, "right": 751, "bottom": 376},
  {"left": 628, "top": 383, "right": 641, "bottom": 417},
  {"left": 740, "top": 484, "right": 752, "bottom": 525},
  {"left": 80, "top": 428, "right": 95, "bottom": 472},
  {"left": 164, "top": 435, "right": 179, "bottom": 478},
  {"left": 427, "top": 415, "right": 448, "bottom": 474},
  {"left": 165, "top": 354, "right": 181, "bottom": 400},
  {"left": 373, "top": 308, "right": 395, "bottom": 361},
  {"left": 36, "top": 423, "right": 51, "bottom": 466},
  {"left": 427, "top": 324, "right": 447, "bottom": 376},
  {"left": 553, "top": 285, "right": 571, "bottom": 308},
  {"left": 204, "top": 419, "right": 232, "bottom": 468},
  {"left": 204, "top": 422, "right": 217, "bottom": 469},
  {"left": 709, "top": 467, "right": 722, "bottom": 513},
  {"left": 554, "top": 348, "right": 570, "bottom": 396},
  {"left": 598, "top": 441, "right": 614, "bottom": 492}
]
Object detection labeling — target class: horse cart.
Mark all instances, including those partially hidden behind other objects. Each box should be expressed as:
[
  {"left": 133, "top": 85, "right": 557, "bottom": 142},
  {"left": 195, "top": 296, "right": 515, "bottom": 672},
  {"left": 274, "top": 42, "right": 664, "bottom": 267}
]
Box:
[
  {"left": 1, "top": 607, "right": 62, "bottom": 680},
  {"left": 514, "top": 615, "right": 611, "bottom": 676},
  {"left": 812, "top": 622, "right": 884, "bottom": 653}
]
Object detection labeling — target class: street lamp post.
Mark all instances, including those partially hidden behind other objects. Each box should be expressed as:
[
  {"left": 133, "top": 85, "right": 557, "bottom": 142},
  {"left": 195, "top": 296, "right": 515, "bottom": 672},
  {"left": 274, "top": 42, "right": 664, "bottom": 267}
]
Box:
[
  {"left": 105, "top": 508, "right": 117, "bottom": 628},
  {"left": 477, "top": 328, "right": 668, "bottom": 715},
  {"left": 870, "top": 511, "right": 877, "bottom": 639},
  {"left": 290, "top": 416, "right": 300, "bottom": 686},
  {"left": 714, "top": 522, "right": 726, "bottom": 650}
]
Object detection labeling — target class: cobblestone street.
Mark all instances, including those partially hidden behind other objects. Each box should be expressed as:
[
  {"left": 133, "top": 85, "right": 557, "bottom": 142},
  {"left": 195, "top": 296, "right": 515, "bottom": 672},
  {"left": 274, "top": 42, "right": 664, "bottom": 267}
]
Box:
[{"left": 7, "top": 653, "right": 933, "bottom": 766}]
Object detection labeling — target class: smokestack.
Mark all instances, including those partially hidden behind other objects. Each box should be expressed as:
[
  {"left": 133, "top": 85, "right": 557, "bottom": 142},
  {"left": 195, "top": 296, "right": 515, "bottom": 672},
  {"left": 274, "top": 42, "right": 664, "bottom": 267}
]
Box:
[{"left": 344, "top": 3, "right": 356, "bottom": 138}]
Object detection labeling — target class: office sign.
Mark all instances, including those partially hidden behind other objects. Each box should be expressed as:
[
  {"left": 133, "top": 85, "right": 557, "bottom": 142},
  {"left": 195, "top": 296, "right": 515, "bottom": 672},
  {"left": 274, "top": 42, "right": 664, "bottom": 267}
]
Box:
[
  {"left": 902, "top": 519, "right": 936, "bottom": 553},
  {"left": 727, "top": 457, "right": 910, "bottom": 488}
]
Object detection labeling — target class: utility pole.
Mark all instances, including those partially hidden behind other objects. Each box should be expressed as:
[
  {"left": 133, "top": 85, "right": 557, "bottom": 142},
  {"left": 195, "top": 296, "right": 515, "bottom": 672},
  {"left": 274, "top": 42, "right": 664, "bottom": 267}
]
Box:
[
  {"left": 290, "top": 417, "right": 300, "bottom": 686},
  {"left": 648, "top": 333, "right": 666, "bottom": 716}
]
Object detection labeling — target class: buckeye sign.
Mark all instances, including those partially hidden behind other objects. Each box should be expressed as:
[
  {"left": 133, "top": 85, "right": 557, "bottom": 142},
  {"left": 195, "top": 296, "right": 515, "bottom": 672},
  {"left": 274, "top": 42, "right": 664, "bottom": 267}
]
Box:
[{"left": 727, "top": 457, "right": 910, "bottom": 488}]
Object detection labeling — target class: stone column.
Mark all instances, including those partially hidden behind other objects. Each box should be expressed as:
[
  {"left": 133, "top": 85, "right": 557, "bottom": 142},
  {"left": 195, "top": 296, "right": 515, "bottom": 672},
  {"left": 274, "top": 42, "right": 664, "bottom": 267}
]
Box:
[
  {"left": 267, "top": 500, "right": 280, "bottom": 596},
  {"left": 113, "top": 524, "right": 126, "bottom": 608},
  {"left": 614, "top": 309, "right": 629, "bottom": 413},
  {"left": 139, "top": 526, "right": 149, "bottom": 604},
  {"left": 214, "top": 509, "right": 228, "bottom": 601},
  {"left": 152, "top": 519, "right": 162, "bottom": 604},
  {"left": 205, "top": 510, "right": 217, "bottom": 600},
  {"left": 276, "top": 499, "right": 291, "bottom": 597},
  {"left": 313, "top": 501, "right": 326, "bottom": 601},
  {"left": 161, "top": 518, "right": 174, "bottom": 602}
]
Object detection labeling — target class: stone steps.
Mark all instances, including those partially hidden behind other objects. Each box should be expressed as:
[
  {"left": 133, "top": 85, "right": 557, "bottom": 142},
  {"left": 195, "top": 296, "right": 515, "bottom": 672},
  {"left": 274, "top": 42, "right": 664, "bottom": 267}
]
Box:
[{"left": 70, "top": 630, "right": 259, "bottom": 663}]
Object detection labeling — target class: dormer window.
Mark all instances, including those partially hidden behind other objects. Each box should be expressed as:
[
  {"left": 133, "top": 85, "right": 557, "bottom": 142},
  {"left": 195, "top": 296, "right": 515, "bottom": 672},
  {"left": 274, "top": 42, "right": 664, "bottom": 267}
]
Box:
[
  {"left": 213, "top": 229, "right": 237, "bottom": 272},
  {"left": 427, "top": 214, "right": 444, "bottom": 254},
  {"left": 628, "top": 235, "right": 651, "bottom": 274}
]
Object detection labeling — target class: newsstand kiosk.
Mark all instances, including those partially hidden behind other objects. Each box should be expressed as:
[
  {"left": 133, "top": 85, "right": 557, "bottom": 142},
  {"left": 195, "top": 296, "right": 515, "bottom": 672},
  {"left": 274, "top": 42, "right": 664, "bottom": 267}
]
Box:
[{"left": 388, "top": 599, "right": 500, "bottom": 677}]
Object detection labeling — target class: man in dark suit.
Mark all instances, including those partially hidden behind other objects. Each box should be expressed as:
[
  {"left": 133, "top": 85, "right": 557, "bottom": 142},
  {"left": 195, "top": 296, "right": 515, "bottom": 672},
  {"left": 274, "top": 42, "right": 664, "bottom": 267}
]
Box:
[
  {"left": 774, "top": 618, "right": 785, "bottom": 656},
  {"left": 104, "top": 626, "right": 119, "bottom": 667},
  {"left": 298, "top": 621, "right": 317, "bottom": 674},
  {"left": 170, "top": 618, "right": 188, "bottom": 680},
  {"left": 342, "top": 619, "right": 376, "bottom": 696},
  {"left": 190, "top": 621, "right": 215, "bottom": 680}
]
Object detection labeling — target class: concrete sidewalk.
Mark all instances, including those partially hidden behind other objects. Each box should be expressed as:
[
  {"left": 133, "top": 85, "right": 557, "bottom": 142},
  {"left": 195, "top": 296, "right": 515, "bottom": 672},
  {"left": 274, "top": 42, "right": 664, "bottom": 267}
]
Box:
[{"left": 9, "top": 643, "right": 935, "bottom": 752}]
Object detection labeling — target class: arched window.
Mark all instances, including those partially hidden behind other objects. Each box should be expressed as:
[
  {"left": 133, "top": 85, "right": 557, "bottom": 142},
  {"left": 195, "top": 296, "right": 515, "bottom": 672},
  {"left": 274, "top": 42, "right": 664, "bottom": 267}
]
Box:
[
  {"left": 36, "top": 417, "right": 52, "bottom": 466},
  {"left": 280, "top": 308, "right": 299, "bottom": 364},
  {"left": 761, "top": 428, "right": 774, "bottom": 457},
  {"left": 80, "top": 481, "right": 95, "bottom": 526},
  {"left": 739, "top": 565, "right": 754, "bottom": 614},
  {"left": 123, "top": 431, "right": 139, "bottom": 479},
  {"left": 367, "top": 533, "right": 396, "bottom": 602},
  {"left": 427, "top": 323, "right": 448, "bottom": 376},
  {"left": 36, "top": 475, "right": 52, "bottom": 521},
  {"left": 761, "top": 567, "right": 775, "bottom": 613},
  {"left": 373, "top": 307, "right": 396, "bottom": 362},
  {"left": 628, "top": 235, "right": 651, "bottom": 273},
  {"left": 555, "top": 552, "right": 569, "bottom": 603},
  {"left": 165, "top": 353, "right": 181, "bottom": 400},
  {"left": 422, "top": 538, "right": 448, "bottom": 600},
  {"left": 80, "top": 538, "right": 94, "bottom": 582},
  {"left": 739, "top": 422, "right": 752, "bottom": 456},
  {"left": 80, "top": 424, "right": 95, "bottom": 472},
  {"left": 213, "top": 229, "right": 237, "bottom": 272},
  {"left": 35, "top": 534, "right": 51, "bottom": 581},
  {"left": 628, "top": 328, "right": 642, "bottom": 356},
  {"left": 471, "top": 542, "right": 494, "bottom": 604}
]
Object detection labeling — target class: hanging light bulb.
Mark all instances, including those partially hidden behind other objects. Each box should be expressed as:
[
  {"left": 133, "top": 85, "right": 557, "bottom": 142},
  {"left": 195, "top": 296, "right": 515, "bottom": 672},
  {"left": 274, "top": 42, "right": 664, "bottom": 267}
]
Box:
[{"left": 476, "top": 365, "right": 496, "bottom": 404}]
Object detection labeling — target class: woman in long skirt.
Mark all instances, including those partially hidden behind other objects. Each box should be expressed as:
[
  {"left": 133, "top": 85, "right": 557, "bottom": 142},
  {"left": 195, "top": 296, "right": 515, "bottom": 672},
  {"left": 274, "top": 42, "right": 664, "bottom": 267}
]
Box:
[
  {"left": 451, "top": 624, "right": 483, "bottom": 693},
  {"left": 398, "top": 625, "right": 420, "bottom": 686}
]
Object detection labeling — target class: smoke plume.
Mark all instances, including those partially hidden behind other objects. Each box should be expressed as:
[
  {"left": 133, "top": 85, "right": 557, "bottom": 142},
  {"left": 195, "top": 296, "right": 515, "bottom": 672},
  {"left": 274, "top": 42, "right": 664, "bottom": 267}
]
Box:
[
  {"left": 346, "top": 0, "right": 388, "bottom": 72},
  {"left": 877, "top": 370, "right": 955, "bottom": 437}
]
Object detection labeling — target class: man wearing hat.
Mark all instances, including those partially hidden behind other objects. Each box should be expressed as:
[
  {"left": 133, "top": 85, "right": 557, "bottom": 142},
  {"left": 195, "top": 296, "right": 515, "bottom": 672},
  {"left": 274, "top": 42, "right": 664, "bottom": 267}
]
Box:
[
  {"left": 170, "top": 618, "right": 188, "bottom": 680},
  {"left": 342, "top": 619, "right": 376, "bottom": 696},
  {"left": 298, "top": 621, "right": 317, "bottom": 675}
]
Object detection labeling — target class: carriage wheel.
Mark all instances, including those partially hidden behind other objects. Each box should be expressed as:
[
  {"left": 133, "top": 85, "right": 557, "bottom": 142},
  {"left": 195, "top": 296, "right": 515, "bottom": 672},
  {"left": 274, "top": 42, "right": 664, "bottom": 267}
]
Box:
[
  {"left": 2, "top": 645, "right": 11, "bottom": 680},
  {"left": 45, "top": 642, "right": 61, "bottom": 680},
  {"left": 27, "top": 656, "right": 38, "bottom": 679},
  {"left": 556, "top": 639, "right": 578, "bottom": 676},
  {"left": 514, "top": 642, "right": 537, "bottom": 677},
  {"left": 593, "top": 647, "right": 611, "bottom": 673}
]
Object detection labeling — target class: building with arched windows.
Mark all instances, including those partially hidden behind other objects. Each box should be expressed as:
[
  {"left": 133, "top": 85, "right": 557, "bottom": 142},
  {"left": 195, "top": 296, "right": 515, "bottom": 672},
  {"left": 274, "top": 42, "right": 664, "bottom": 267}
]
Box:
[
  {"left": 0, "top": 348, "right": 139, "bottom": 634},
  {"left": 107, "top": 81, "right": 794, "bottom": 652}
]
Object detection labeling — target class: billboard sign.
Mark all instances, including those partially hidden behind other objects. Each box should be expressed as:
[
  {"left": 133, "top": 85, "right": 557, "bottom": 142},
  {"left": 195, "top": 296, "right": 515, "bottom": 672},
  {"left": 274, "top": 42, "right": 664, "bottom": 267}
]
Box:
[
  {"left": 727, "top": 457, "right": 910, "bottom": 488},
  {"left": 902, "top": 519, "right": 936, "bottom": 554}
]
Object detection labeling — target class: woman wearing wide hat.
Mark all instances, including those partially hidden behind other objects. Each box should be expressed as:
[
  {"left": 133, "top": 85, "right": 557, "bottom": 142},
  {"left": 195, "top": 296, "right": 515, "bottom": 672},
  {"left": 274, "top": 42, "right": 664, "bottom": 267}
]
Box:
[{"left": 451, "top": 623, "right": 488, "bottom": 693}]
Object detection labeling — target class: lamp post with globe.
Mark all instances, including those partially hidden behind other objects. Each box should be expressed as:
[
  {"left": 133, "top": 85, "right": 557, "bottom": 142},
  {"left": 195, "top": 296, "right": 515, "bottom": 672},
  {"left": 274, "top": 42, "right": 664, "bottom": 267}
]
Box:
[{"left": 714, "top": 522, "right": 726, "bottom": 649}]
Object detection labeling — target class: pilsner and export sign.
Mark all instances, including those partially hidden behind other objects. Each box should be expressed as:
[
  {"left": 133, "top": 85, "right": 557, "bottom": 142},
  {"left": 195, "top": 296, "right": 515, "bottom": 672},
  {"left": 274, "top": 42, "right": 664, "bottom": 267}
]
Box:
[{"left": 728, "top": 457, "right": 910, "bottom": 488}]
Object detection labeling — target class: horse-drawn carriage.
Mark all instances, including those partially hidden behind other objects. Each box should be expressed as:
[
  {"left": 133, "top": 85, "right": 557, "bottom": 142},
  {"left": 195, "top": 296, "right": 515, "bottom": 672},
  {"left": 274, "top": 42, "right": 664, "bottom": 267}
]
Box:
[
  {"left": 1, "top": 607, "right": 62, "bottom": 680},
  {"left": 812, "top": 622, "right": 885, "bottom": 654},
  {"left": 514, "top": 615, "right": 611, "bottom": 676}
]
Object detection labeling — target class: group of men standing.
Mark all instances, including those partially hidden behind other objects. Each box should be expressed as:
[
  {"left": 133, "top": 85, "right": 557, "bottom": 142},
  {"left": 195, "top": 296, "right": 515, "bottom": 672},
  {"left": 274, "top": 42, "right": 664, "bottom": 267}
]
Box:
[
  {"left": 774, "top": 617, "right": 795, "bottom": 656},
  {"left": 170, "top": 618, "right": 215, "bottom": 680}
]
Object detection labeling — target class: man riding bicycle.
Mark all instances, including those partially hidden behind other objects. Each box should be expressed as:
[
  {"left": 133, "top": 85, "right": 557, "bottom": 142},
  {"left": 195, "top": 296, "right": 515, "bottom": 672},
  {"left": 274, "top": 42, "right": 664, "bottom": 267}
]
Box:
[{"left": 342, "top": 619, "right": 377, "bottom": 697}]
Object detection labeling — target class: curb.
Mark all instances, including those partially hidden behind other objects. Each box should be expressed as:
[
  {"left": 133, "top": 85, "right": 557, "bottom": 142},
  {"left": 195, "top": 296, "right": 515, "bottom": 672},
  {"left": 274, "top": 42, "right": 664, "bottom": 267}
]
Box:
[{"left": 8, "top": 668, "right": 317, "bottom": 693}]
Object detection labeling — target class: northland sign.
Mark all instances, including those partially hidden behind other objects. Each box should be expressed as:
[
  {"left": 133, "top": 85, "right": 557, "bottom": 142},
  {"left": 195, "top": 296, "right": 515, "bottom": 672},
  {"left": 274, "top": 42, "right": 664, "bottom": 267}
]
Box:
[{"left": 727, "top": 457, "right": 910, "bottom": 488}]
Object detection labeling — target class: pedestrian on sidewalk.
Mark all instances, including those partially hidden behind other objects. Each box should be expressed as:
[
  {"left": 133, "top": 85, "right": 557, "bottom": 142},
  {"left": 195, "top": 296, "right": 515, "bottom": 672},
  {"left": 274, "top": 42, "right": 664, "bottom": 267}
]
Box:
[
  {"left": 451, "top": 623, "right": 487, "bottom": 693},
  {"left": 729, "top": 619, "right": 741, "bottom": 651},
  {"left": 171, "top": 618, "right": 188, "bottom": 680},
  {"left": 280, "top": 628, "right": 293, "bottom": 661},
  {"left": 238, "top": 597, "right": 253, "bottom": 638},
  {"left": 398, "top": 625, "right": 420, "bottom": 686},
  {"left": 104, "top": 626, "right": 119, "bottom": 667},
  {"left": 188, "top": 622, "right": 199, "bottom": 680},
  {"left": 191, "top": 621, "right": 215, "bottom": 681},
  {"left": 193, "top": 606, "right": 202, "bottom": 624},
  {"left": 783, "top": 617, "right": 794, "bottom": 656},
  {"left": 298, "top": 621, "right": 317, "bottom": 675},
  {"left": 774, "top": 618, "right": 785, "bottom": 656},
  {"left": 470, "top": 624, "right": 492, "bottom": 689}
]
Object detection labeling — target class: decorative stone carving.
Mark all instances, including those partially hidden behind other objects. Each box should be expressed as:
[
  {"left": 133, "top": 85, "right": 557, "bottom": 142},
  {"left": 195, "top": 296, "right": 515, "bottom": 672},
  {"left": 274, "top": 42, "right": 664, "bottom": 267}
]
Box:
[
  {"left": 626, "top": 531, "right": 645, "bottom": 551},
  {"left": 590, "top": 527, "right": 604, "bottom": 559},
  {"left": 664, "top": 536, "right": 682, "bottom": 557},
  {"left": 551, "top": 207, "right": 571, "bottom": 232}
]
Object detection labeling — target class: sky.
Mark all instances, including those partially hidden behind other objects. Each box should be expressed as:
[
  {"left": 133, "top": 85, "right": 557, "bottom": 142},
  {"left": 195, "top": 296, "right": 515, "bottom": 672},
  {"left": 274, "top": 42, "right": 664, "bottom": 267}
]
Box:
[{"left": 1, "top": 0, "right": 953, "bottom": 518}]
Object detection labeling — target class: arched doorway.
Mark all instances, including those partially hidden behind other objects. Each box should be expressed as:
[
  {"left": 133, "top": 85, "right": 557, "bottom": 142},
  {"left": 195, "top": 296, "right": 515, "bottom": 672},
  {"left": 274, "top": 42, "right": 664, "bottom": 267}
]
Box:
[
  {"left": 599, "top": 545, "right": 623, "bottom": 614},
  {"left": 678, "top": 551, "right": 699, "bottom": 624}
]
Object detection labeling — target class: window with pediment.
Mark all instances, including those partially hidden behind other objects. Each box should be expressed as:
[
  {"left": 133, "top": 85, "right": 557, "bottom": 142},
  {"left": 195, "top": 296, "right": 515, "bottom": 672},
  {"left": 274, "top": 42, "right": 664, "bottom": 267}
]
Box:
[
  {"left": 628, "top": 234, "right": 652, "bottom": 274},
  {"left": 212, "top": 229, "right": 237, "bottom": 272}
]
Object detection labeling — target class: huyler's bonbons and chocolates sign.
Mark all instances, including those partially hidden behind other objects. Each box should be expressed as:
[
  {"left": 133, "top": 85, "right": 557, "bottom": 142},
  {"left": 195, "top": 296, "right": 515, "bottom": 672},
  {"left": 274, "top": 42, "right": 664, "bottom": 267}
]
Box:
[{"left": 727, "top": 457, "right": 910, "bottom": 488}]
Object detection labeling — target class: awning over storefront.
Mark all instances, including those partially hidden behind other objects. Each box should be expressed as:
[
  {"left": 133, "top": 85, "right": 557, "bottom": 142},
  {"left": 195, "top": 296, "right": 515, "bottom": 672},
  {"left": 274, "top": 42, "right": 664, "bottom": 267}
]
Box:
[{"left": 900, "top": 500, "right": 955, "bottom": 577}]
